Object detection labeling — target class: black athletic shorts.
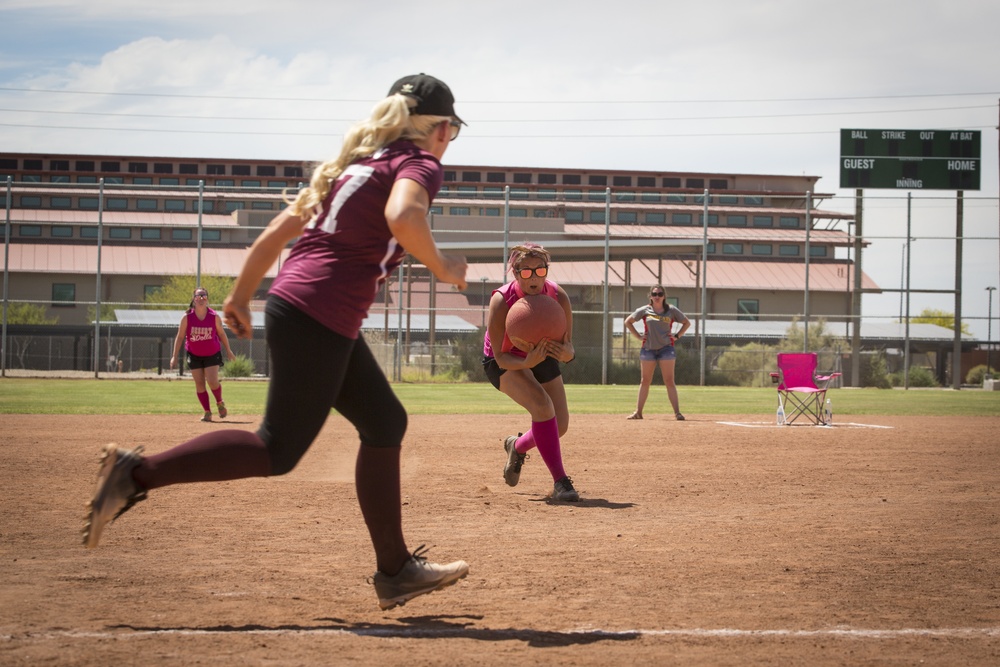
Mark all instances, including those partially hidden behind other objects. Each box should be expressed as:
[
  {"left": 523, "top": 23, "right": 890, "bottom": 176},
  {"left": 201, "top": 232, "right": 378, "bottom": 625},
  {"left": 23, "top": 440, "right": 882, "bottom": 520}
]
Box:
[
  {"left": 187, "top": 350, "right": 223, "bottom": 370},
  {"left": 482, "top": 355, "right": 561, "bottom": 390}
]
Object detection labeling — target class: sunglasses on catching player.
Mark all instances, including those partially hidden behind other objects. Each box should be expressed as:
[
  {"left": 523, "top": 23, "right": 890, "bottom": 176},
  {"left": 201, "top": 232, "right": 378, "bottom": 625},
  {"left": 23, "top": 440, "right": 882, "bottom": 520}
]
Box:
[
  {"left": 516, "top": 266, "right": 548, "bottom": 280},
  {"left": 194, "top": 292, "right": 208, "bottom": 298},
  {"left": 650, "top": 292, "right": 665, "bottom": 297}
]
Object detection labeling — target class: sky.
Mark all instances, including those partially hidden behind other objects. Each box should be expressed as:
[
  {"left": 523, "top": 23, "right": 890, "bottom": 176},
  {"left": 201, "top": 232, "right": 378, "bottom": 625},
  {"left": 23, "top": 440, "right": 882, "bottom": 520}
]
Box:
[{"left": 2, "top": 0, "right": 999, "bottom": 339}]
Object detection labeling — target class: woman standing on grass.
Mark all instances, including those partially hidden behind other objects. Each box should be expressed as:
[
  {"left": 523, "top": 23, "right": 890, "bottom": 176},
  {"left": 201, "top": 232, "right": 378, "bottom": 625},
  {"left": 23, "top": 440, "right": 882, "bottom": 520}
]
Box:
[
  {"left": 84, "top": 73, "right": 470, "bottom": 611},
  {"left": 624, "top": 284, "right": 690, "bottom": 421},
  {"left": 169, "top": 287, "right": 236, "bottom": 422}
]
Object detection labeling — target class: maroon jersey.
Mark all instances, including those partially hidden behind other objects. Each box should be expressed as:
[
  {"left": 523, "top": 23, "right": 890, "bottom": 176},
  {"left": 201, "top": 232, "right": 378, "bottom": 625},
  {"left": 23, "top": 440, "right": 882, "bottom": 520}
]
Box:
[{"left": 269, "top": 140, "right": 444, "bottom": 339}]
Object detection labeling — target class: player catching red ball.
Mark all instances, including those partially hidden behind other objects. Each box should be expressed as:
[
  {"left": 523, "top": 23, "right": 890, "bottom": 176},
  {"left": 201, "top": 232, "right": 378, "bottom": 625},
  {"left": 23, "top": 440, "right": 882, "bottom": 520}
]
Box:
[{"left": 481, "top": 243, "right": 580, "bottom": 501}]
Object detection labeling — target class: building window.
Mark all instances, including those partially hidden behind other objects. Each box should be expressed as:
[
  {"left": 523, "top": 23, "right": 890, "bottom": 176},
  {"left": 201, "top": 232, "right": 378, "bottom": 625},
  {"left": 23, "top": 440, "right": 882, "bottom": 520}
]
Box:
[
  {"left": 141, "top": 228, "right": 162, "bottom": 240},
  {"left": 105, "top": 176, "right": 123, "bottom": 185},
  {"left": 564, "top": 190, "right": 582, "bottom": 200},
  {"left": 106, "top": 198, "right": 128, "bottom": 210},
  {"left": 589, "top": 210, "right": 606, "bottom": 223},
  {"left": 484, "top": 186, "right": 503, "bottom": 199},
  {"left": 0, "top": 158, "right": 16, "bottom": 169},
  {"left": 24, "top": 159, "right": 42, "bottom": 170},
  {"left": 588, "top": 175, "right": 607, "bottom": 186},
  {"left": 50, "top": 175, "right": 70, "bottom": 183},
  {"left": 267, "top": 181, "right": 286, "bottom": 189},
  {"left": 241, "top": 180, "right": 261, "bottom": 188},
  {"left": 709, "top": 179, "right": 728, "bottom": 190},
  {"left": 449, "top": 207, "right": 470, "bottom": 215},
  {"left": 20, "top": 196, "right": 42, "bottom": 208},
  {"left": 537, "top": 188, "right": 557, "bottom": 200},
  {"left": 565, "top": 210, "right": 584, "bottom": 222},
  {"left": 666, "top": 194, "right": 686, "bottom": 203},
  {"left": 232, "top": 165, "right": 251, "bottom": 176},
  {"left": 128, "top": 162, "right": 148, "bottom": 173},
  {"left": 80, "top": 226, "right": 98, "bottom": 238},
  {"left": 442, "top": 170, "right": 456, "bottom": 181},
  {"left": 20, "top": 225, "right": 42, "bottom": 237},
  {"left": 179, "top": 163, "right": 199, "bottom": 175},
  {"left": 486, "top": 172, "right": 505, "bottom": 183},
  {"left": 185, "top": 179, "right": 201, "bottom": 186},
  {"left": 510, "top": 188, "right": 529, "bottom": 200},
  {"left": 52, "top": 283, "right": 75, "bottom": 306},
  {"left": 77, "top": 175, "right": 98, "bottom": 184},
  {"left": 645, "top": 212, "right": 666, "bottom": 225},
  {"left": 753, "top": 216, "right": 773, "bottom": 227},
  {"left": 809, "top": 246, "right": 828, "bottom": 257},
  {"left": 50, "top": 160, "right": 70, "bottom": 171},
  {"left": 744, "top": 196, "right": 764, "bottom": 206},
  {"left": 283, "top": 166, "right": 303, "bottom": 178},
  {"left": 170, "top": 228, "right": 193, "bottom": 241},
  {"left": 101, "top": 161, "right": 121, "bottom": 171},
  {"left": 202, "top": 229, "right": 221, "bottom": 241},
  {"left": 641, "top": 192, "right": 661, "bottom": 203},
  {"left": 693, "top": 194, "right": 712, "bottom": 204},
  {"left": 613, "top": 175, "right": 632, "bottom": 187},
  {"left": 76, "top": 160, "right": 95, "bottom": 172},
  {"left": 737, "top": 299, "right": 759, "bottom": 321},
  {"left": 159, "top": 177, "right": 180, "bottom": 186},
  {"left": 779, "top": 245, "right": 800, "bottom": 256},
  {"left": 51, "top": 225, "right": 73, "bottom": 238},
  {"left": 617, "top": 211, "right": 638, "bottom": 223},
  {"left": 686, "top": 178, "right": 704, "bottom": 189},
  {"left": 752, "top": 244, "right": 773, "bottom": 255},
  {"left": 718, "top": 195, "right": 739, "bottom": 205},
  {"left": 137, "top": 199, "right": 158, "bottom": 211},
  {"left": 457, "top": 186, "right": 477, "bottom": 197},
  {"left": 225, "top": 201, "right": 244, "bottom": 213},
  {"left": 51, "top": 196, "right": 72, "bottom": 209},
  {"left": 207, "top": 164, "right": 226, "bottom": 175},
  {"left": 779, "top": 216, "right": 800, "bottom": 228},
  {"left": 722, "top": 243, "right": 743, "bottom": 254},
  {"left": 79, "top": 197, "right": 100, "bottom": 210},
  {"left": 257, "top": 165, "right": 276, "bottom": 177},
  {"left": 428, "top": 206, "right": 443, "bottom": 215},
  {"left": 699, "top": 214, "right": 719, "bottom": 226},
  {"left": 562, "top": 174, "right": 581, "bottom": 185},
  {"left": 707, "top": 243, "right": 716, "bottom": 253},
  {"left": 663, "top": 177, "right": 681, "bottom": 188},
  {"left": 484, "top": 207, "right": 501, "bottom": 217},
  {"left": 672, "top": 213, "right": 693, "bottom": 225},
  {"left": 460, "top": 171, "right": 481, "bottom": 182},
  {"left": 727, "top": 215, "right": 747, "bottom": 227},
  {"left": 251, "top": 201, "right": 273, "bottom": 210},
  {"left": 538, "top": 173, "right": 557, "bottom": 185},
  {"left": 513, "top": 173, "right": 532, "bottom": 184},
  {"left": 109, "top": 227, "right": 132, "bottom": 239},
  {"left": 588, "top": 189, "right": 606, "bottom": 201},
  {"left": 215, "top": 179, "right": 234, "bottom": 187},
  {"left": 533, "top": 209, "right": 550, "bottom": 218},
  {"left": 637, "top": 176, "right": 655, "bottom": 187},
  {"left": 193, "top": 200, "right": 214, "bottom": 213},
  {"left": 509, "top": 208, "right": 527, "bottom": 217},
  {"left": 164, "top": 199, "right": 186, "bottom": 212},
  {"left": 132, "top": 177, "right": 153, "bottom": 185},
  {"left": 153, "top": 163, "right": 174, "bottom": 174},
  {"left": 21, "top": 175, "right": 41, "bottom": 182},
  {"left": 616, "top": 191, "right": 636, "bottom": 202}
]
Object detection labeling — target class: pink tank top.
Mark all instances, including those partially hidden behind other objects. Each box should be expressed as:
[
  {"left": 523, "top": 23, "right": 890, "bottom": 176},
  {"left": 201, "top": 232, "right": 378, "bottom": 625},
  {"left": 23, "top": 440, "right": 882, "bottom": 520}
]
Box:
[{"left": 185, "top": 307, "right": 221, "bottom": 356}]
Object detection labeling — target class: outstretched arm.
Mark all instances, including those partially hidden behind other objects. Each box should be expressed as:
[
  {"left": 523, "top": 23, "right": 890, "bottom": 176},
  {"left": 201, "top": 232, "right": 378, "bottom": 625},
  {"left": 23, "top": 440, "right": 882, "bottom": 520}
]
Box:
[{"left": 386, "top": 178, "right": 467, "bottom": 291}]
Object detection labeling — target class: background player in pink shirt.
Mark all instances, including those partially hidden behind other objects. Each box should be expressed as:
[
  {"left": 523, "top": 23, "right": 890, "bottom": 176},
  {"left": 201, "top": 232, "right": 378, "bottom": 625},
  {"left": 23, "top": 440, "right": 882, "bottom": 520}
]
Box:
[
  {"left": 169, "top": 287, "right": 236, "bottom": 422},
  {"left": 84, "top": 74, "right": 470, "bottom": 611},
  {"left": 482, "top": 243, "right": 580, "bottom": 502}
]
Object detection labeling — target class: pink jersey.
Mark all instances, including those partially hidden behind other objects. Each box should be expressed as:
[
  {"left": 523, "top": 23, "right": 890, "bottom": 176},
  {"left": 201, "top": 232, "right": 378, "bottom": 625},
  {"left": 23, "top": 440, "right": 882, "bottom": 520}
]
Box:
[
  {"left": 185, "top": 307, "right": 221, "bottom": 356},
  {"left": 483, "top": 279, "right": 560, "bottom": 359},
  {"left": 269, "top": 140, "right": 444, "bottom": 339}
]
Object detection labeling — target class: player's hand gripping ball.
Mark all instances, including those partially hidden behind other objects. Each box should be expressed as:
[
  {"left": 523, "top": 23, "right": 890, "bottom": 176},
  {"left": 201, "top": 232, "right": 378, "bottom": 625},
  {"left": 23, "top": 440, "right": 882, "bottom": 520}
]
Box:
[{"left": 505, "top": 295, "right": 567, "bottom": 350}]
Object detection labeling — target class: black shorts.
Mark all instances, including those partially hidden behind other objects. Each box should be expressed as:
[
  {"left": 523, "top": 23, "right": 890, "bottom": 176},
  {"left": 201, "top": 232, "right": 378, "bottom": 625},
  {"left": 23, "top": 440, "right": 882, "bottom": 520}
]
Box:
[
  {"left": 187, "top": 350, "right": 223, "bottom": 370},
  {"left": 482, "top": 355, "right": 561, "bottom": 390}
]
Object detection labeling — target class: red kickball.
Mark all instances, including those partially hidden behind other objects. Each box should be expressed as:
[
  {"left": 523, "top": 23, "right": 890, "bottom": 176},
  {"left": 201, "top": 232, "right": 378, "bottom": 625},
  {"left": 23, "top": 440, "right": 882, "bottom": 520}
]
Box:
[{"left": 505, "top": 295, "right": 566, "bottom": 348}]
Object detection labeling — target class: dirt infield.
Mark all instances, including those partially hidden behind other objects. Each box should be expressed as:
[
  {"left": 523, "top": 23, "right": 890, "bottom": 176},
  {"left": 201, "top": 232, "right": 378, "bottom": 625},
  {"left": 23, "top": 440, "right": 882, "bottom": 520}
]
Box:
[{"left": 2, "top": 412, "right": 998, "bottom": 666}]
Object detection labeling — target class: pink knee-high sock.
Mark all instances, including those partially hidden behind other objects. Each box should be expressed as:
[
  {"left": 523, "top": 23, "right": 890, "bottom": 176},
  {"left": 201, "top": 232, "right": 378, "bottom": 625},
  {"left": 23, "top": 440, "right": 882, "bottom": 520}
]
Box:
[
  {"left": 524, "top": 416, "right": 566, "bottom": 482},
  {"left": 196, "top": 391, "right": 211, "bottom": 411},
  {"left": 211, "top": 385, "right": 223, "bottom": 404}
]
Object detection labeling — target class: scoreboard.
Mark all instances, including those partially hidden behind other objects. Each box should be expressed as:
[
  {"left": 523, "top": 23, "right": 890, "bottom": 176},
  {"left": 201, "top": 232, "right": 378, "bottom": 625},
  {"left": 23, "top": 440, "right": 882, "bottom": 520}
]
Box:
[{"left": 839, "top": 128, "right": 981, "bottom": 190}]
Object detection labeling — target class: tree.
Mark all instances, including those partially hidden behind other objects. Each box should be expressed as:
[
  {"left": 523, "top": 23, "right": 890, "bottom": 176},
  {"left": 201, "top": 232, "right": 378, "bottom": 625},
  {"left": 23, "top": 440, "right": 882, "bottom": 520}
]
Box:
[
  {"left": 910, "top": 308, "right": 973, "bottom": 336},
  {"left": 5, "top": 303, "right": 58, "bottom": 369},
  {"left": 144, "top": 275, "right": 236, "bottom": 310}
]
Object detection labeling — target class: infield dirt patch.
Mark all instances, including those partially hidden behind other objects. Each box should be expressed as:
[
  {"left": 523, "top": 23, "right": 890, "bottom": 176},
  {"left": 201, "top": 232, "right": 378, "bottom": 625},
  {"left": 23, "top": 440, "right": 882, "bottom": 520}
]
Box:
[{"left": 1, "top": 413, "right": 998, "bottom": 665}]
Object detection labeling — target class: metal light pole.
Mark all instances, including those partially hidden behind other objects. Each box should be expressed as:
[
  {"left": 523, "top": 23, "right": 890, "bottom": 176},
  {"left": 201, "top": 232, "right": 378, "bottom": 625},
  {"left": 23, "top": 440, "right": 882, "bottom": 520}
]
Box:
[
  {"left": 480, "top": 277, "right": 488, "bottom": 328},
  {"left": 987, "top": 286, "right": 997, "bottom": 378}
]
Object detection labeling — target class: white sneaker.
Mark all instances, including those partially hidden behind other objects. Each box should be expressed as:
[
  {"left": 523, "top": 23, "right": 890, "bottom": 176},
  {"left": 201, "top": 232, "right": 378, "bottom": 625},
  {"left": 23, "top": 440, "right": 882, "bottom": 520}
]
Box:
[
  {"left": 371, "top": 546, "right": 469, "bottom": 610},
  {"left": 82, "top": 444, "right": 147, "bottom": 548}
]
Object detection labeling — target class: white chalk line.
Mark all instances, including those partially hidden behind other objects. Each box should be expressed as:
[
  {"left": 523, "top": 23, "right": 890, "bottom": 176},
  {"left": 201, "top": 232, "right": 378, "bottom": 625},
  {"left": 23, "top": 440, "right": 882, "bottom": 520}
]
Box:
[
  {"left": 5, "top": 626, "right": 999, "bottom": 641},
  {"left": 718, "top": 421, "right": 894, "bottom": 429}
]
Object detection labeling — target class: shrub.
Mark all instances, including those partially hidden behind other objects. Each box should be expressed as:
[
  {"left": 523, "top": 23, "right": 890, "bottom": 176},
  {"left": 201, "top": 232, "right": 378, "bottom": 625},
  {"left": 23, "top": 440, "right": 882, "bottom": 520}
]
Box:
[
  {"left": 907, "top": 366, "right": 939, "bottom": 387},
  {"left": 222, "top": 354, "right": 255, "bottom": 378},
  {"left": 965, "top": 364, "right": 998, "bottom": 385},
  {"left": 859, "top": 352, "right": 892, "bottom": 389}
]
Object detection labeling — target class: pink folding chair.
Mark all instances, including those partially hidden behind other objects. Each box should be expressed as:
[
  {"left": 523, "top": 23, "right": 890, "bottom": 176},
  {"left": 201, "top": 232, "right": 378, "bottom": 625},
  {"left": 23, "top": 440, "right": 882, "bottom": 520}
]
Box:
[{"left": 769, "top": 353, "right": 841, "bottom": 425}]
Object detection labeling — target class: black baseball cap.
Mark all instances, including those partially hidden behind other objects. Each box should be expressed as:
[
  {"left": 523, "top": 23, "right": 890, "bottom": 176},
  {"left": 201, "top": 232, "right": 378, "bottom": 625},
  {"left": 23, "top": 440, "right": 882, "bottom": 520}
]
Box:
[{"left": 388, "top": 73, "right": 465, "bottom": 125}]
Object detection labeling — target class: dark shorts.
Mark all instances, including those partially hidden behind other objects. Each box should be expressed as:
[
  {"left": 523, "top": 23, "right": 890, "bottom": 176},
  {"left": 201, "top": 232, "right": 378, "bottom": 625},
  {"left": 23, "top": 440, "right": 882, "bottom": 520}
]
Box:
[
  {"left": 187, "top": 350, "right": 224, "bottom": 370},
  {"left": 639, "top": 344, "right": 676, "bottom": 362},
  {"left": 482, "top": 355, "right": 562, "bottom": 390}
]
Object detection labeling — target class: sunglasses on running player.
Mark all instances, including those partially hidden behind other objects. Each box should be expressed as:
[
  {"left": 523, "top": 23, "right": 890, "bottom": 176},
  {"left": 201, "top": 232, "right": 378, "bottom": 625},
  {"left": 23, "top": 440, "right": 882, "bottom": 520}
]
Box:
[
  {"left": 516, "top": 266, "right": 548, "bottom": 280},
  {"left": 448, "top": 119, "right": 462, "bottom": 141}
]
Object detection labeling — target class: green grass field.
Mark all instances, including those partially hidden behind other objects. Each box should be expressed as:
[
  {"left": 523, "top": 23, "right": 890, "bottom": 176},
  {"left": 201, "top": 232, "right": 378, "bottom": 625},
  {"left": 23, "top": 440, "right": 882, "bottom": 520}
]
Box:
[{"left": 1, "top": 378, "right": 998, "bottom": 416}]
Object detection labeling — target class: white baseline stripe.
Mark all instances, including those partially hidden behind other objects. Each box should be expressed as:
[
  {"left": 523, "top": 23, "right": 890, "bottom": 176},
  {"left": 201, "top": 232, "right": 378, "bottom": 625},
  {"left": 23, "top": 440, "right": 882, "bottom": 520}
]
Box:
[
  {"left": 718, "top": 421, "right": 894, "bottom": 429},
  {"left": 6, "top": 627, "right": 999, "bottom": 641}
]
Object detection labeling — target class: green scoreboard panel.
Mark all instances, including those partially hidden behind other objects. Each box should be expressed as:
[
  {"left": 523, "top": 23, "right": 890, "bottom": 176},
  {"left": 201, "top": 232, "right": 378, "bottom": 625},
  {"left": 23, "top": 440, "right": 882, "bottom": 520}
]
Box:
[{"left": 840, "top": 128, "right": 981, "bottom": 190}]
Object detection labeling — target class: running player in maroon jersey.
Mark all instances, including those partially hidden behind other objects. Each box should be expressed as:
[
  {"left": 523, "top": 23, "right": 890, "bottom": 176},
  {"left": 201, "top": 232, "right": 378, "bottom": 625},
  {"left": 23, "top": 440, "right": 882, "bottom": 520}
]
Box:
[{"left": 83, "top": 74, "right": 470, "bottom": 611}]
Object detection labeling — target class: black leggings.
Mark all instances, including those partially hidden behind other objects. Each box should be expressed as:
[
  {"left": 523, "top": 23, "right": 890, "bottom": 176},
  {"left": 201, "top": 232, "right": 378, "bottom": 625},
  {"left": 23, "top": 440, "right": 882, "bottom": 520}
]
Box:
[{"left": 257, "top": 296, "right": 407, "bottom": 475}]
